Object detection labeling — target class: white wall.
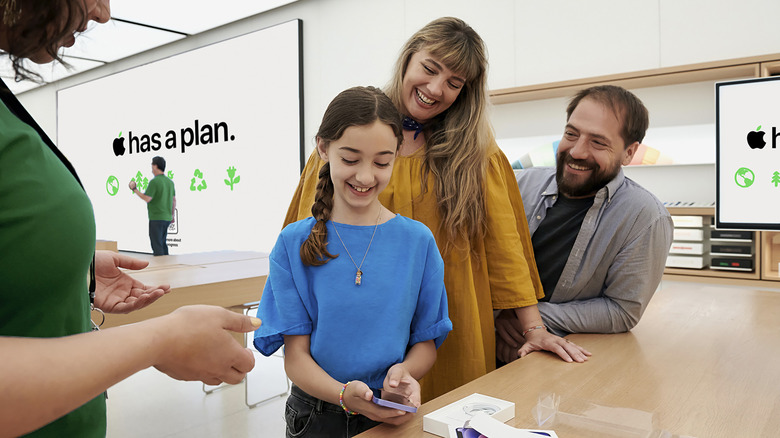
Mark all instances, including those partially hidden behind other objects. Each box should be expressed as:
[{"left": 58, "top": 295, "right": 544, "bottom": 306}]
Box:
[{"left": 16, "top": 0, "right": 780, "bottom": 202}]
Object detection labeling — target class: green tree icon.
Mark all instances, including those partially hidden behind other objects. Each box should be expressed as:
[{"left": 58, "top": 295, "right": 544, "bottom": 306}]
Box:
[
  {"left": 772, "top": 171, "right": 780, "bottom": 187},
  {"left": 190, "top": 169, "right": 208, "bottom": 192},
  {"left": 133, "top": 171, "right": 149, "bottom": 191},
  {"left": 224, "top": 166, "right": 240, "bottom": 191}
]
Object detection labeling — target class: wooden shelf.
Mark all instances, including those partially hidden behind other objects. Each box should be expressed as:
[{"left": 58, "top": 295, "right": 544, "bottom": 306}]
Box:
[
  {"left": 761, "top": 232, "right": 780, "bottom": 281},
  {"left": 489, "top": 53, "right": 779, "bottom": 105}
]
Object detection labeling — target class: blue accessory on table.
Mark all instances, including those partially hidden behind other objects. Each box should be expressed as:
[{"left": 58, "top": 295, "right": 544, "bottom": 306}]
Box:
[{"left": 402, "top": 117, "right": 424, "bottom": 140}]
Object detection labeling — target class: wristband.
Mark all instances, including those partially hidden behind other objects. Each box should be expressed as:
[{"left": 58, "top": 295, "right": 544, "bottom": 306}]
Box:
[
  {"left": 339, "top": 381, "right": 358, "bottom": 416},
  {"left": 522, "top": 325, "right": 546, "bottom": 337}
]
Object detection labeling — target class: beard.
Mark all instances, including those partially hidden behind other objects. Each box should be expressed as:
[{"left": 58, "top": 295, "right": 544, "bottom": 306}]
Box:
[{"left": 555, "top": 151, "right": 621, "bottom": 198}]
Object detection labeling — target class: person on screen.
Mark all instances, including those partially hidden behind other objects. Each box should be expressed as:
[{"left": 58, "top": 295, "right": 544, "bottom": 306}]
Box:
[
  {"left": 129, "top": 155, "right": 176, "bottom": 256},
  {"left": 253, "top": 86, "right": 452, "bottom": 437},
  {"left": 496, "top": 85, "right": 674, "bottom": 363},
  {"left": 283, "top": 16, "right": 590, "bottom": 402},
  {"left": 0, "top": 1, "right": 262, "bottom": 436}
]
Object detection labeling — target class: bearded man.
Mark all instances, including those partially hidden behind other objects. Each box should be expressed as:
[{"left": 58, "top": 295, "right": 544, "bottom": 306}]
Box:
[{"left": 496, "top": 85, "right": 673, "bottom": 363}]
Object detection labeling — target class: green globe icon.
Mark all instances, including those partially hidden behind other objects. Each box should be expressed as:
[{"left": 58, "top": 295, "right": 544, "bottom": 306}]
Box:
[
  {"left": 106, "top": 175, "right": 120, "bottom": 196},
  {"left": 734, "top": 167, "right": 755, "bottom": 188}
]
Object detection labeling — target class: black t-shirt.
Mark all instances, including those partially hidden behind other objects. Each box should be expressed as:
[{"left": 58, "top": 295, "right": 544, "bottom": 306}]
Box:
[{"left": 532, "top": 194, "right": 594, "bottom": 302}]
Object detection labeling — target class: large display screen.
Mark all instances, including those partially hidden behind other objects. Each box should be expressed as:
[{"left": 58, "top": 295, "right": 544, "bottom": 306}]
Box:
[
  {"left": 57, "top": 20, "right": 303, "bottom": 253},
  {"left": 716, "top": 76, "right": 780, "bottom": 230}
]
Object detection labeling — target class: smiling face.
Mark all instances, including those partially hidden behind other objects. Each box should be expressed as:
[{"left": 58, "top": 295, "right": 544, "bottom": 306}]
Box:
[
  {"left": 400, "top": 49, "right": 465, "bottom": 123},
  {"left": 317, "top": 120, "right": 398, "bottom": 223},
  {"left": 556, "top": 97, "right": 638, "bottom": 198}
]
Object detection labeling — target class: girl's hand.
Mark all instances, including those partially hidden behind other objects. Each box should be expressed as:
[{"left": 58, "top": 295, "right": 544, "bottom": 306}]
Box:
[
  {"left": 382, "top": 363, "right": 421, "bottom": 408},
  {"left": 343, "top": 380, "right": 415, "bottom": 426}
]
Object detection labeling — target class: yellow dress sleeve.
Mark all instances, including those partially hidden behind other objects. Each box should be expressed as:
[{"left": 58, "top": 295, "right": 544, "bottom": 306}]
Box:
[
  {"left": 283, "top": 150, "right": 324, "bottom": 227},
  {"left": 483, "top": 143, "right": 545, "bottom": 307}
]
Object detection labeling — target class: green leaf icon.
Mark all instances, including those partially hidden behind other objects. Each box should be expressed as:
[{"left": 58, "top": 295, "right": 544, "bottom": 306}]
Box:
[{"left": 757, "top": 125, "right": 762, "bottom": 131}]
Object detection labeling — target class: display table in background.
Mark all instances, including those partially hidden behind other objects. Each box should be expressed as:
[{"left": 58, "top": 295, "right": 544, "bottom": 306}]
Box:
[
  {"left": 96, "top": 251, "right": 268, "bottom": 332},
  {"left": 357, "top": 281, "right": 780, "bottom": 438}
]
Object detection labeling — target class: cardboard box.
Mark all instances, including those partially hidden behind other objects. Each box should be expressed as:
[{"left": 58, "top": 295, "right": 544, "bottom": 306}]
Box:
[{"left": 423, "top": 393, "right": 515, "bottom": 438}]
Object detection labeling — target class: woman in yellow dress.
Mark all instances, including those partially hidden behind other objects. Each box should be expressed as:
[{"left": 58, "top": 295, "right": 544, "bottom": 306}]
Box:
[{"left": 284, "top": 17, "right": 590, "bottom": 401}]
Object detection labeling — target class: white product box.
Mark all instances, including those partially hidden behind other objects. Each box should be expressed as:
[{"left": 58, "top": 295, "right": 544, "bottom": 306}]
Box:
[
  {"left": 446, "top": 412, "right": 559, "bottom": 438},
  {"left": 668, "top": 242, "right": 705, "bottom": 255},
  {"left": 673, "top": 228, "right": 704, "bottom": 241},
  {"left": 423, "top": 393, "right": 515, "bottom": 438},
  {"left": 665, "top": 255, "right": 706, "bottom": 269},
  {"left": 671, "top": 215, "right": 704, "bottom": 227}
]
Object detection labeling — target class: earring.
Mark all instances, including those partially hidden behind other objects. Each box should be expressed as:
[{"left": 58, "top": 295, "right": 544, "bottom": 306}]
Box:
[{"left": 1, "top": 0, "right": 20, "bottom": 26}]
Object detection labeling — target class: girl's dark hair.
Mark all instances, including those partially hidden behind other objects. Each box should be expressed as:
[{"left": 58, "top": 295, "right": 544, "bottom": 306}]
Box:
[
  {"left": 300, "top": 86, "right": 403, "bottom": 266},
  {"left": 1, "top": 0, "right": 89, "bottom": 82}
]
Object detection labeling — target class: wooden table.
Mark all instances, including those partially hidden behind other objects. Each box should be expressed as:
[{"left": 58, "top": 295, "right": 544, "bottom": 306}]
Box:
[
  {"left": 358, "top": 281, "right": 780, "bottom": 437},
  {"left": 95, "top": 251, "right": 268, "bottom": 329}
]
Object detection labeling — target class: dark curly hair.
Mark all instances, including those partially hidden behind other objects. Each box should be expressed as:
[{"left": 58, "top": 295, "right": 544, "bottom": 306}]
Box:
[{"left": 1, "top": 0, "right": 90, "bottom": 82}]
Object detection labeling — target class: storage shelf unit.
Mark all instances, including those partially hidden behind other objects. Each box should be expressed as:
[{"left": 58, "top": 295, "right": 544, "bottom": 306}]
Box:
[
  {"left": 488, "top": 55, "right": 780, "bottom": 283},
  {"left": 664, "top": 207, "right": 778, "bottom": 282}
]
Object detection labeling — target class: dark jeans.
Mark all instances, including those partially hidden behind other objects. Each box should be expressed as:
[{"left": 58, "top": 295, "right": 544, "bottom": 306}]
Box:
[
  {"left": 149, "top": 220, "right": 171, "bottom": 256},
  {"left": 285, "top": 385, "right": 381, "bottom": 438}
]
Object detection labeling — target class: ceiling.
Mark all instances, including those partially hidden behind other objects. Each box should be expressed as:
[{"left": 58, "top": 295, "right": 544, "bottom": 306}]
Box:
[{"left": 1, "top": 0, "right": 297, "bottom": 94}]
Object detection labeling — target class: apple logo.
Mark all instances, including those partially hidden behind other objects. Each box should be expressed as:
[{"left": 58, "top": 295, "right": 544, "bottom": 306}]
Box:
[
  {"left": 747, "top": 125, "right": 766, "bottom": 149},
  {"left": 113, "top": 131, "right": 126, "bottom": 156}
]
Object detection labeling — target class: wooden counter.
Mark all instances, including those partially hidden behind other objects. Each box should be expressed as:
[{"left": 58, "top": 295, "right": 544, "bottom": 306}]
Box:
[
  {"left": 358, "top": 281, "right": 780, "bottom": 437},
  {"left": 95, "top": 251, "right": 268, "bottom": 329}
]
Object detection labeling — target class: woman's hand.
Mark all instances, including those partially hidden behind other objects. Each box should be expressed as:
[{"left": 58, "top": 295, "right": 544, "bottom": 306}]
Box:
[
  {"left": 495, "top": 309, "right": 591, "bottom": 363},
  {"left": 93, "top": 250, "right": 170, "bottom": 314},
  {"left": 518, "top": 328, "right": 591, "bottom": 363},
  {"left": 151, "top": 305, "right": 260, "bottom": 385}
]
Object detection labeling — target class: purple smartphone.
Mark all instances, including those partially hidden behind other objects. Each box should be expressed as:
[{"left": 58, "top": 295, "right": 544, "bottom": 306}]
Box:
[{"left": 371, "top": 395, "right": 418, "bottom": 413}]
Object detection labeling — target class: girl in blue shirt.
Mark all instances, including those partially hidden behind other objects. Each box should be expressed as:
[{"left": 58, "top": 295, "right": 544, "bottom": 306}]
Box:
[{"left": 254, "top": 86, "right": 452, "bottom": 437}]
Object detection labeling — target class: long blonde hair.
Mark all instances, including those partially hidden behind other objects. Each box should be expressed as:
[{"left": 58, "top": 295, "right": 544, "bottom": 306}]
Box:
[
  {"left": 300, "top": 86, "right": 403, "bottom": 266},
  {"left": 385, "top": 17, "right": 491, "bottom": 249}
]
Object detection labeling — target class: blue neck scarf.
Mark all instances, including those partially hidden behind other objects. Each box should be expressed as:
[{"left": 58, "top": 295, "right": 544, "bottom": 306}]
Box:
[{"left": 402, "top": 117, "right": 424, "bottom": 140}]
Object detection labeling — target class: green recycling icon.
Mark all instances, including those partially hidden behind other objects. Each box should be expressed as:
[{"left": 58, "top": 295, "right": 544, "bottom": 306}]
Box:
[
  {"left": 167, "top": 170, "right": 174, "bottom": 179},
  {"left": 190, "top": 168, "right": 208, "bottom": 192},
  {"left": 224, "top": 166, "right": 240, "bottom": 191},
  {"left": 106, "top": 175, "right": 119, "bottom": 196}
]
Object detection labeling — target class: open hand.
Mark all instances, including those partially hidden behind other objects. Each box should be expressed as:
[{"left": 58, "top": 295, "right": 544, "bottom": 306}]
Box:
[{"left": 93, "top": 250, "right": 170, "bottom": 314}]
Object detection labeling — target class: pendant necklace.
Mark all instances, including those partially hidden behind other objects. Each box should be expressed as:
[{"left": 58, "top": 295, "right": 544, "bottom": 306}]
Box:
[{"left": 331, "top": 207, "right": 382, "bottom": 286}]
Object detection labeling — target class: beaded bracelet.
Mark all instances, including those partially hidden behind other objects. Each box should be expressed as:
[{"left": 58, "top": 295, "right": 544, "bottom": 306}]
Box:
[
  {"left": 522, "top": 325, "right": 546, "bottom": 338},
  {"left": 339, "top": 381, "right": 358, "bottom": 416}
]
